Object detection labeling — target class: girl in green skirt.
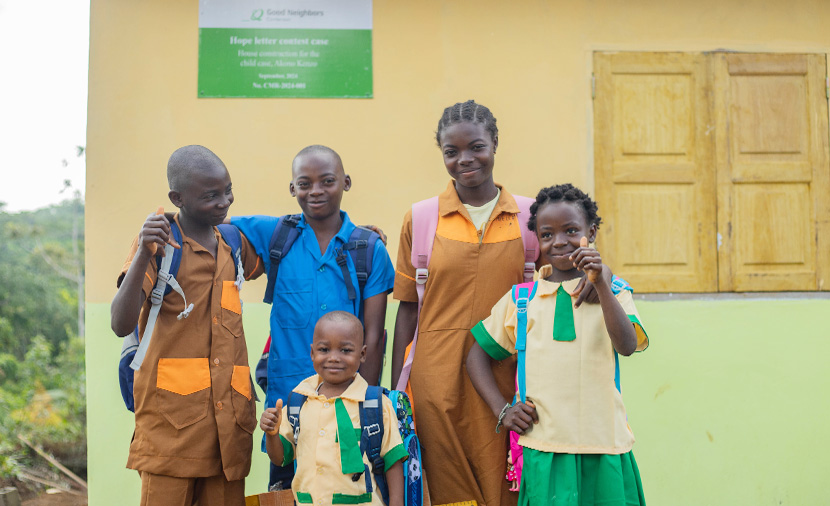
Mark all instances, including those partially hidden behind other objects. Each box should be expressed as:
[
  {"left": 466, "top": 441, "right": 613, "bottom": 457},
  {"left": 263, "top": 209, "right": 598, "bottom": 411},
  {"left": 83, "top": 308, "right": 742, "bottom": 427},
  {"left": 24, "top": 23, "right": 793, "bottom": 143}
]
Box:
[{"left": 467, "top": 184, "right": 648, "bottom": 506}]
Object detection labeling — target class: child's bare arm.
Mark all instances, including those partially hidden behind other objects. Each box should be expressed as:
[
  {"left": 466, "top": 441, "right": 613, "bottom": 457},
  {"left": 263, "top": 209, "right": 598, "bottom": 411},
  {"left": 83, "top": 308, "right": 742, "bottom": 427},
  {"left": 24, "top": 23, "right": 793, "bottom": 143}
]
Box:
[
  {"left": 111, "top": 212, "right": 177, "bottom": 336},
  {"left": 391, "top": 301, "right": 417, "bottom": 388},
  {"left": 466, "top": 344, "right": 539, "bottom": 434},
  {"left": 570, "top": 238, "right": 637, "bottom": 356},
  {"left": 466, "top": 344, "right": 508, "bottom": 416},
  {"left": 386, "top": 460, "right": 404, "bottom": 506},
  {"left": 359, "top": 293, "right": 388, "bottom": 385},
  {"left": 361, "top": 224, "right": 387, "bottom": 245},
  {"left": 261, "top": 400, "right": 285, "bottom": 465}
]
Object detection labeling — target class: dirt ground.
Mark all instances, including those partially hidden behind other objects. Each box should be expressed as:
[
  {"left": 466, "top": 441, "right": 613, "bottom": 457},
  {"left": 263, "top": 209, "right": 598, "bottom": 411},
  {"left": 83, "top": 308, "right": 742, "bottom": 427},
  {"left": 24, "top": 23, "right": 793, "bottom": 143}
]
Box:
[
  {"left": 21, "top": 492, "right": 87, "bottom": 506},
  {"left": 1, "top": 478, "right": 86, "bottom": 506}
]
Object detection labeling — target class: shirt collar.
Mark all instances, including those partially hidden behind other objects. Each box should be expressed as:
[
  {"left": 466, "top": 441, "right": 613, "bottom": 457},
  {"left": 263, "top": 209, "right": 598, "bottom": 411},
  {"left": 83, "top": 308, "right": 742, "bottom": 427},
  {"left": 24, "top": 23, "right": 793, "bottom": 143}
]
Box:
[
  {"left": 437, "top": 180, "right": 520, "bottom": 217},
  {"left": 296, "top": 211, "right": 354, "bottom": 243},
  {"left": 294, "top": 373, "right": 368, "bottom": 402},
  {"left": 172, "top": 213, "right": 230, "bottom": 258},
  {"left": 535, "top": 265, "right": 584, "bottom": 296}
]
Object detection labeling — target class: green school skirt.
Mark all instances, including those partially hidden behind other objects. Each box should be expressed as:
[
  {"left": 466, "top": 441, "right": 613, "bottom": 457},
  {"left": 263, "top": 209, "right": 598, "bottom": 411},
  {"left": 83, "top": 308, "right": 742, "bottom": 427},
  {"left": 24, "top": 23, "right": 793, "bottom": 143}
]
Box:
[{"left": 518, "top": 448, "right": 646, "bottom": 506}]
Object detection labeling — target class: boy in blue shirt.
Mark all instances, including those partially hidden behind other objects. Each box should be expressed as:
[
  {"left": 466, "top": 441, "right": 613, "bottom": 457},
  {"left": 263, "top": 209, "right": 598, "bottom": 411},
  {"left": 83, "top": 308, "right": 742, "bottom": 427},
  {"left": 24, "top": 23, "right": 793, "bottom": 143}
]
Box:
[{"left": 231, "top": 145, "right": 395, "bottom": 489}]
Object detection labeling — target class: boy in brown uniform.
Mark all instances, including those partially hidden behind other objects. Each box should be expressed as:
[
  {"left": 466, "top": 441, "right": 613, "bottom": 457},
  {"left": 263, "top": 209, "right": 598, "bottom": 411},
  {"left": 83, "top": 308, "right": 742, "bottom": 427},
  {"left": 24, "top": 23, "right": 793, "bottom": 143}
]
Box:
[{"left": 111, "top": 145, "right": 263, "bottom": 505}]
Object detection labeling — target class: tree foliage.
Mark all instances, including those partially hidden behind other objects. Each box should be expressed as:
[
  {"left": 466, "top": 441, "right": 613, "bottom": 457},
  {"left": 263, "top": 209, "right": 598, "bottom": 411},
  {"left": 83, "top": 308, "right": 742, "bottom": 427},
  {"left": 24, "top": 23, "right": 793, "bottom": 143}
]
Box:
[
  {"left": 0, "top": 198, "right": 86, "bottom": 482},
  {"left": 0, "top": 199, "right": 84, "bottom": 359}
]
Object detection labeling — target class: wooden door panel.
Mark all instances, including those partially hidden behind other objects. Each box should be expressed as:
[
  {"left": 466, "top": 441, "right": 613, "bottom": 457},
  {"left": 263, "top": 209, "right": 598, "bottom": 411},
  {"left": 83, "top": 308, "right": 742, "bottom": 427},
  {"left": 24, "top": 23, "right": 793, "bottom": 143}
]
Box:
[
  {"left": 734, "top": 183, "right": 811, "bottom": 267},
  {"left": 731, "top": 75, "right": 807, "bottom": 156},
  {"left": 594, "top": 52, "right": 716, "bottom": 292},
  {"left": 615, "top": 73, "right": 692, "bottom": 158},
  {"left": 715, "top": 53, "right": 829, "bottom": 291},
  {"left": 731, "top": 162, "right": 811, "bottom": 182},
  {"left": 615, "top": 184, "right": 694, "bottom": 267}
]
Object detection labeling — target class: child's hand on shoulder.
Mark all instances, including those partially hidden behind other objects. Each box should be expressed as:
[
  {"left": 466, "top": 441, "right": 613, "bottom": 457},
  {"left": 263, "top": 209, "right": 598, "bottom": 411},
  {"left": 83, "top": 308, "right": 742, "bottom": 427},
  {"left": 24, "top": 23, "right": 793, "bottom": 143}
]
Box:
[
  {"left": 570, "top": 237, "right": 610, "bottom": 285},
  {"left": 502, "top": 400, "right": 538, "bottom": 435},
  {"left": 138, "top": 207, "right": 180, "bottom": 258},
  {"left": 260, "top": 399, "right": 283, "bottom": 436}
]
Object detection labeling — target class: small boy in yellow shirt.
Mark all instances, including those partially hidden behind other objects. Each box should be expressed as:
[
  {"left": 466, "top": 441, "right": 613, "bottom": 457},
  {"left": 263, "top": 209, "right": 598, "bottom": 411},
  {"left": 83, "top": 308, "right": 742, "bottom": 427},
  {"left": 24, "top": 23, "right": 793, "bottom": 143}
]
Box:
[{"left": 260, "top": 311, "right": 407, "bottom": 506}]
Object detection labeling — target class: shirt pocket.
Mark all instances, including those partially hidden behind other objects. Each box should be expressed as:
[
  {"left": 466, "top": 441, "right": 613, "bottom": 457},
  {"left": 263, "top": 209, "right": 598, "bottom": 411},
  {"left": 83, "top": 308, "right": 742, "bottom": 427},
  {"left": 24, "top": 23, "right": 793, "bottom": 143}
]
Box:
[
  {"left": 274, "top": 277, "right": 313, "bottom": 330},
  {"left": 156, "top": 358, "right": 211, "bottom": 429},
  {"left": 221, "top": 281, "right": 243, "bottom": 337},
  {"left": 231, "top": 365, "right": 257, "bottom": 434}
]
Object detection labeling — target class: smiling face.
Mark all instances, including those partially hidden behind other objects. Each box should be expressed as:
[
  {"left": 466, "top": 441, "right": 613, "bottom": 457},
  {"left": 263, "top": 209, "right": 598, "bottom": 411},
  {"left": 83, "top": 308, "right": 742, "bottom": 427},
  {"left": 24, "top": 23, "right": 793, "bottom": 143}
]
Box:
[
  {"left": 310, "top": 317, "right": 366, "bottom": 388},
  {"left": 289, "top": 151, "right": 351, "bottom": 222},
  {"left": 536, "top": 201, "right": 597, "bottom": 279},
  {"left": 439, "top": 121, "right": 497, "bottom": 190},
  {"left": 169, "top": 161, "right": 234, "bottom": 227}
]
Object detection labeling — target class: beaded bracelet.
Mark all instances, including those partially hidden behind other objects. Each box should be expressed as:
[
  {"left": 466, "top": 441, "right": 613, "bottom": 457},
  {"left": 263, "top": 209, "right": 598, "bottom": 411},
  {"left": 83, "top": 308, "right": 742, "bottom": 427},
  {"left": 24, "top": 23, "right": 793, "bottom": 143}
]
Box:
[{"left": 495, "top": 402, "right": 511, "bottom": 433}]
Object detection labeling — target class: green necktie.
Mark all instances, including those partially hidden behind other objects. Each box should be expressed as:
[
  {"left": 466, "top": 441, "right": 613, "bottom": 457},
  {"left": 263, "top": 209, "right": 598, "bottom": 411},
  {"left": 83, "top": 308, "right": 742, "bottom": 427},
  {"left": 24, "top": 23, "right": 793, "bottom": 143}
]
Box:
[
  {"left": 553, "top": 285, "right": 576, "bottom": 341},
  {"left": 335, "top": 398, "right": 365, "bottom": 474}
]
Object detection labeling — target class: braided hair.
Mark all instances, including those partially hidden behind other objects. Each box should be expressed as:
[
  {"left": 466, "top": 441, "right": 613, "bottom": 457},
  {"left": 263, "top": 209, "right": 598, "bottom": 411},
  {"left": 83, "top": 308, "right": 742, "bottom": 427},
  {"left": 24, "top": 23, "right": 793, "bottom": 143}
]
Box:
[
  {"left": 435, "top": 100, "right": 498, "bottom": 146},
  {"left": 527, "top": 184, "right": 602, "bottom": 232}
]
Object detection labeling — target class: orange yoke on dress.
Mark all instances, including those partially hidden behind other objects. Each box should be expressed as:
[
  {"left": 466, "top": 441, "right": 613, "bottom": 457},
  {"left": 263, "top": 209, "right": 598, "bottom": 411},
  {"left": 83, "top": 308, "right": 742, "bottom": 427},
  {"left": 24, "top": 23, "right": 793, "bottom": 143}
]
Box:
[{"left": 393, "top": 182, "right": 541, "bottom": 506}]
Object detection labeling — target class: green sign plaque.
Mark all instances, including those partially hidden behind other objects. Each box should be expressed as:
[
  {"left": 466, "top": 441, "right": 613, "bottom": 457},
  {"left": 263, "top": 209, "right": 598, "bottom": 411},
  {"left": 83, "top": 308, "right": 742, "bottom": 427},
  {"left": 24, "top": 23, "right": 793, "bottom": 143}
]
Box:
[{"left": 198, "top": 1, "right": 373, "bottom": 98}]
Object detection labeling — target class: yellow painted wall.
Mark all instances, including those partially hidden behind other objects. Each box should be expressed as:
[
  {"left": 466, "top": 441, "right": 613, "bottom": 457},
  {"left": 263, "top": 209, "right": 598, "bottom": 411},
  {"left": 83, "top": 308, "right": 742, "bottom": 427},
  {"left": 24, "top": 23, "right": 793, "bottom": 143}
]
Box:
[
  {"left": 87, "top": 1, "right": 830, "bottom": 504},
  {"left": 88, "top": 0, "right": 830, "bottom": 304}
]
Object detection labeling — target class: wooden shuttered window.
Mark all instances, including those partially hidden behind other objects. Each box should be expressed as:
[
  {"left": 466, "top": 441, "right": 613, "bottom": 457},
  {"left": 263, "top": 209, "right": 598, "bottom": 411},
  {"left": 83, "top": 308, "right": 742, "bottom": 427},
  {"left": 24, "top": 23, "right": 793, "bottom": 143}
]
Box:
[{"left": 594, "top": 52, "right": 830, "bottom": 292}]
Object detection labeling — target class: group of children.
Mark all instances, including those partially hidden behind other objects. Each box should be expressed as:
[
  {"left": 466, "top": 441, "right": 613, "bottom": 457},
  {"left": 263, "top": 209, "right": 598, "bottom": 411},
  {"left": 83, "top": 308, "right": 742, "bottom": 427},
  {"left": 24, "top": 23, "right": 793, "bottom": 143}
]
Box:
[{"left": 111, "top": 100, "right": 648, "bottom": 506}]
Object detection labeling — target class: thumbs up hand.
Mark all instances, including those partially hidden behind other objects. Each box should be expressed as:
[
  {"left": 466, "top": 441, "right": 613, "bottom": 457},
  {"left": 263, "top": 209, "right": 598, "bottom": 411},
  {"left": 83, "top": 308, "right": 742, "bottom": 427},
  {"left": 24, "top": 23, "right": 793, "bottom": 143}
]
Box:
[
  {"left": 139, "top": 207, "right": 181, "bottom": 257},
  {"left": 570, "top": 236, "right": 604, "bottom": 285},
  {"left": 260, "top": 398, "right": 283, "bottom": 436}
]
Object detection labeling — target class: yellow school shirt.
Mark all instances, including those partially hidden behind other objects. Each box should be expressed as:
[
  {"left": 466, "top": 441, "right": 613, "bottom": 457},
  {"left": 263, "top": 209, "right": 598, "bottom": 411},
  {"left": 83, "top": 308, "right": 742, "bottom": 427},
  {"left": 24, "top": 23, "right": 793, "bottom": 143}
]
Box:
[
  {"left": 471, "top": 265, "right": 648, "bottom": 455},
  {"left": 462, "top": 188, "right": 500, "bottom": 238},
  {"left": 277, "top": 374, "right": 408, "bottom": 505}
]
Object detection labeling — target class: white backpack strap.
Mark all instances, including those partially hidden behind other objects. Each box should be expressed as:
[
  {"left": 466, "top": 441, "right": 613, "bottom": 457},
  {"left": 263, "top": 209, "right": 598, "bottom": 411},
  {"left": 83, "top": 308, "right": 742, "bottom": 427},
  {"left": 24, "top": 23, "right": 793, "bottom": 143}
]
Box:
[
  {"left": 513, "top": 195, "right": 540, "bottom": 283},
  {"left": 396, "top": 196, "right": 439, "bottom": 391},
  {"left": 130, "top": 243, "right": 194, "bottom": 371},
  {"left": 234, "top": 254, "right": 245, "bottom": 290}
]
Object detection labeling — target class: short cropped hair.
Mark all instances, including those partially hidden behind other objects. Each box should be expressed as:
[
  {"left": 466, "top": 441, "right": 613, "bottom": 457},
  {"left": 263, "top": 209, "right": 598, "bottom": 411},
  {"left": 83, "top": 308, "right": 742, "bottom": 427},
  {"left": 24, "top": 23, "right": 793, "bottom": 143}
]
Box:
[
  {"left": 315, "top": 311, "right": 364, "bottom": 344},
  {"left": 293, "top": 145, "right": 344, "bottom": 172},
  {"left": 167, "top": 145, "right": 226, "bottom": 192}
]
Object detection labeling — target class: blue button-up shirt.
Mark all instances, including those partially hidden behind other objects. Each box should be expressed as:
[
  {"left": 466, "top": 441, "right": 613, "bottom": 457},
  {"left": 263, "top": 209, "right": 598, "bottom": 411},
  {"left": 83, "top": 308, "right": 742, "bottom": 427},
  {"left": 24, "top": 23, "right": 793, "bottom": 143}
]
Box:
[{"left": 232, "top": 212, "right": 395, "bottom": 411}]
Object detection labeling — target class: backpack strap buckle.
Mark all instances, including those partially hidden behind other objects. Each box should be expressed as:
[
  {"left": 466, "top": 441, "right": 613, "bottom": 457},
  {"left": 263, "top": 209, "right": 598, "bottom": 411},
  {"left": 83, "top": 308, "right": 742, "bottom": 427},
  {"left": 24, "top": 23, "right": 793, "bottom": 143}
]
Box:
[
  {"left": 343, "top": 239, "right": 369, "bottom": 250},
  {"left": 415, "top": 268, "right": 428, "bottom": 285},
  {"left": 335, "top": 250, "right": 348, "bottom": 267},
  {"left": 364, "top": 423, "right": 381, "bottom": 437},
  {"left": 150, "top": 286, "right": 165, "bottom": 305},
  {"left": 524, "top": 262, "right": 535, "bottom": 283},
  {"left": 516, "top": 296, "right": 529, "bottom": 314}
]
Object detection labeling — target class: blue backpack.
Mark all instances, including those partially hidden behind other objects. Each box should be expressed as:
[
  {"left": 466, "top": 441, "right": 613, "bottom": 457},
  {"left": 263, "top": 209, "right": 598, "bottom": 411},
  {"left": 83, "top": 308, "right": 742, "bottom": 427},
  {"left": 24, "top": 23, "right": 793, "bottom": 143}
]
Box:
[
  {"left": 255, "top": 215, "right": 383, "bottom": 392},
  {"left": 286, "top": 386, "right": 423, "bottom": 506},
  {"left": 118, "top": 222, "right": 244, "bottom": 412},
  {"left": 388, "top": 390, "right": 423, "bottom": 506}
]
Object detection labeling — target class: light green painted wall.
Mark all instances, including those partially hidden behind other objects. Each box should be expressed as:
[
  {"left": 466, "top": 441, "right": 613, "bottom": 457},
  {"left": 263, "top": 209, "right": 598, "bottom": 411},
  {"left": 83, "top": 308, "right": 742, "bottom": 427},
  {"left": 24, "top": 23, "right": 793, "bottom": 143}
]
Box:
[{"left": 86, "top": 298, "right": 830, "bottom": 505}]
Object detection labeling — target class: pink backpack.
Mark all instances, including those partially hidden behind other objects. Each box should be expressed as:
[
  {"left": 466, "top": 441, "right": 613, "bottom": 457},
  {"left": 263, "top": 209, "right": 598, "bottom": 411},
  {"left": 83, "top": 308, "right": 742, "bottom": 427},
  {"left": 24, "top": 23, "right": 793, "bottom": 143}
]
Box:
[
  {"left": 507, "top": 405, "right": 524, "bottom": 491},
  {"left": 394, "top": 194, "right": 539, "bottom": 391}
]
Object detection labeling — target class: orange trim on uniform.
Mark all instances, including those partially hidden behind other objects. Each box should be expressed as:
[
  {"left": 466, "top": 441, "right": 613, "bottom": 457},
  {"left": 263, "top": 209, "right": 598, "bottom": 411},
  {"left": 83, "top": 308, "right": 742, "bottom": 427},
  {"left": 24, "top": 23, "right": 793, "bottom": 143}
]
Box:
[
  {"left": 231, "top": 365, "right": 252, "bottom": 400},
  {"left": 433, "top": 181, "right": 525, "bottom": 245},
  {"left": 436, "top": 213, "right": 479, "bottom": 244},
  {"left": 156, "top": 358, "right": 211, "bottom": 396},
  {"left": 482, "top": 213, "right": 523, "bottom": 244},
  {"left": 245, "top": 256, "right": 260, "bottom": 281},
  {"left": 396, "top": 270, "right": 416, "bottom": 282},
  {"left": 144, "top": 272, "right": 154, "bottom": 286},
  {"left": 221, "top": 281, "right": 242, "bottom": 315}
]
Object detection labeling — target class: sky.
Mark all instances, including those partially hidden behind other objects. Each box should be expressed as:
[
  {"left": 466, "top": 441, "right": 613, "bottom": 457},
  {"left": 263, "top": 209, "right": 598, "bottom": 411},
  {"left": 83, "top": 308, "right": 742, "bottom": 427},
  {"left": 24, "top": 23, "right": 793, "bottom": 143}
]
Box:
[{"left": 0, "top": 0, "right": 89, "bottom": 213}]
